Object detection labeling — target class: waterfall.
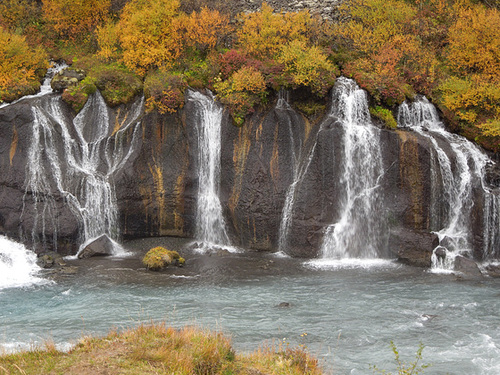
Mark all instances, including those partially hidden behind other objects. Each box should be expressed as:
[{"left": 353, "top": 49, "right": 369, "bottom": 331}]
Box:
[
  {"left": 188, "top": 91, "right": 233, "bottom": 252},
  {"left": 21, "top": 92, "right": 143, "bottom": 254},
  {"left": 276, "top": 91, "right": 318, "bottom": 255},
  {"left": 320, "top": 77, "right": 386, "bottom": 259},
  {"left": 398, "top": 97, "right": 500, "bottom": 271},
  {"left": 0, "top": 236, "right": 49, "bottom": 290}
]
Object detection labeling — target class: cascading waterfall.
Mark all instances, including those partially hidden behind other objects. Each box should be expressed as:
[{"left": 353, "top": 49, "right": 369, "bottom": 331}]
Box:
[
  {"left": 0, "top": 236, "right": 49, "bottom": 290},
  {"left": 320, "top": 77, "right": 386, "bottom": 259},
  {"left": 277, "top": 91, "right": 318, "bottom": 255},
  {"left": 188, "top": 90, "right": 232, "bottom": 252},
  {"left": 22, "top": 92, "right": 143, "bottom": 254},
  {"left": 398, "top": 97, "right": 500, "bottom": 270}
]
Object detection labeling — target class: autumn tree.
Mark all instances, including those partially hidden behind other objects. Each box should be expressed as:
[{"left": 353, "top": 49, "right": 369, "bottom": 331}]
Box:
[
  {"left": 0, "top": 27, "right": 48, "bottom": 102},
  {"left": 182, "top": 7, "right": 230, "bottom": 55},
  {"left": 437, "top": 2, "right": 500, "bottom": 148},
  {"left": 446, "top": 2, "right": 500, "bottom": 77},
  {"left": 278, "top": 39, "right": 337, "bottom": 96},
  {"left": 118, "top": 0, "right": 182, "bottom": 75},
  {"left": 214, "top": 66, "right": 267, "bottom": 125},
  {"left": 42, "top": 0, "right": 110, "bottom": 40},
  {"left": 333, "top": 0, "right": 440, "bottom": 104},
  {"left": 96, "top": 20, "right": 121, "bottom": 61},
  {"left": 237, "top": 3, "right": 312, "bottom": 59},
  {"left": 0, "top": 0, "right": 40, "bottom": 33}
]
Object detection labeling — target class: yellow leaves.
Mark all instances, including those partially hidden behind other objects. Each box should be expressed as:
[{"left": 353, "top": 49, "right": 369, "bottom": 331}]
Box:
[
  {"left": 278, "top": 39, "right": 337, "bottom": 95},
  {"left": 183, "top": 7, "right": 230, "bottom": 52},
  {"left": 478, "top": 119, "right": 500, "bottom": 138},
  {"left": 439, "top": 75, "right": 500, "bottom": 125},
  {"left": 447, "top": 3, "right": 500, "bottom": 77},
  {"left": 96, "top": 21, "right": 120, "bottom": 61},
  {"left": 42, "top": 0, "right": 110, "bottom": 40},
  {"left": 232, "top": 67, "right": 266, "bottom": 94},
  {"left": 237, "top": 2, "right": 312, "bottom": 59},
  {"left": 0, "top": 27, "right": 47, "bottom": 101},
  {"left": 118, "top": 0, "right": 182, "bottom": 75}
]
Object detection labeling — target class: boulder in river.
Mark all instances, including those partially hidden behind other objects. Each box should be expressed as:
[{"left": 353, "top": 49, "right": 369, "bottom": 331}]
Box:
[{"left": 78, "top": 235, "right": 115, "bottom": 259}]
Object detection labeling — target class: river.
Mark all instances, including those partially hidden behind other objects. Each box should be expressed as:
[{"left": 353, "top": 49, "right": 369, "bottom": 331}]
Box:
[{"left": 1, "top": 236, "right": 500, "bottom": 374}]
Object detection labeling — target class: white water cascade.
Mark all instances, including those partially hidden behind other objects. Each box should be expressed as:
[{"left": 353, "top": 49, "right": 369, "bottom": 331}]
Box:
[
  {"left": 319, "top": 77, "right": 386, "bottom": 260},
  {"left": 22, "top": 92, "right": 143, "bottom": 254},
  {"left": 276, "top": 91, "right": 318, "bottom": 255},
  {"left": 0, "top": 236, "right": 49, "bottom": 290},
  {"left": 398, "top": 97, "right": 500, "bottom": 271},
  {"left": 188, "top": 91, "right": 233, "bottom": 252}
]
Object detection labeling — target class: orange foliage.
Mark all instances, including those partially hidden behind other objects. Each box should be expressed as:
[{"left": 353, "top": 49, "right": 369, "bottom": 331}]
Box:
[
  {"left": 42, "top": 0, "right": 110, "bottom": 40},
  {"left": 0, "top": 0, "right": 40, "bottom": 32},
  {"left": 118, "top": 0, "right": 182, "bottom": 75},
  {"left": 0, "top": 27, "right": 48, "bottom": 102},
  {"left": 447, "top": 3, "right": 500, "bottom": 77},
  {"left": 183, "top": 7, "right": 230, "bottom": 53}
]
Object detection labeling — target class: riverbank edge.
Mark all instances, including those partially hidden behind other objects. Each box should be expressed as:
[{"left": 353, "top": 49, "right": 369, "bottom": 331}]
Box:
[{"left": 0, "top": 322, "right": 323, "bottom": 374}]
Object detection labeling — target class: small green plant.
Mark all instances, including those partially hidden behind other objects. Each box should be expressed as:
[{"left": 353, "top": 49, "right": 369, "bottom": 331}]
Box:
[
  {"left": 294, "top": 101, "right": 326, "bottom": 117},
  {"left": 370, "top": 106, "right": 398, "bottom": 129},
  {"left": 142, "top": 246, "right": 185, "bottom": 271},
  {"left": 371, "top": 341, "right": 430, "bottom": 375}
]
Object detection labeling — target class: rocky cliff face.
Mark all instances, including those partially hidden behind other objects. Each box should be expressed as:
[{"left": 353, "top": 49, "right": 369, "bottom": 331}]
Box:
[{"left": 0, "top": 88, "right": 498, "bottom": 269}]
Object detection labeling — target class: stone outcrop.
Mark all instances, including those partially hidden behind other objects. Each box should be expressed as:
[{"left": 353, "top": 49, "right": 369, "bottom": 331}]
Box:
[
  {"left": 51, "top": 68, "right": 86, "bottom": 92},
  {"left": 233, "top": 0, "right": 341, "bottom": 21}
]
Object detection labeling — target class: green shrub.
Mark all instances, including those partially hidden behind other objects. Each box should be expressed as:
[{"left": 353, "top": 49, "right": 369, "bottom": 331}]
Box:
[
  {"left": 61, "top": 76, "right": 96, "bottom": 113},
  {"left": 371, "top": 341, "right": 429, "bottom": 374},
  {"left": 370, "top": 106, "right": 398, "bottom": 129},
  {"left": 142, "top": 246, "right": 185, "bottom": 271},
  {"left": 91, "top": 64, "right": 142, "bottom": 107},
  {"left": 294, "top": 101, "right": 326, "bottom": 117}
]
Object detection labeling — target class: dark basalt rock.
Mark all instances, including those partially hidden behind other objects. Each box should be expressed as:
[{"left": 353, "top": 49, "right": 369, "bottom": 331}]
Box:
[
  {"left": 391, "top": 228, "right": 439, "bottom": 268},
  {"left": 454, "top": 255, "right": 483, "bottom": 277},
  {"left": 0, "top": 90, "right": 497, "bottom": 266},
  {"left": 78, "top": 235, "right": 115, "bottom": 259},
  {"left": 434, "top": 246, "right": 448, "bottom": 260}
]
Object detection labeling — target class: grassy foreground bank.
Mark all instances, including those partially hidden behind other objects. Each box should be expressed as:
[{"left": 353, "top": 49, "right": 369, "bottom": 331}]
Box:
[{"left": 0, "top": 323, "right": 323, "bottom": 374}]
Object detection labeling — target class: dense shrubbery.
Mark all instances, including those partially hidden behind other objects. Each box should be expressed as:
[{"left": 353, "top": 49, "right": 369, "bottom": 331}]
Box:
[
  {"left": 144, "top": 71, "right": 187, "bottom": 114},
  {"left": 2, "top": 0, "right": 500, "bottom": 150}
]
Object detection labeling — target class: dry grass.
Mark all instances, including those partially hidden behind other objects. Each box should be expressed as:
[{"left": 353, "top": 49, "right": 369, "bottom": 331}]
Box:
[{"left": 0, "top": 323, "right": 324, "bottom": 374}]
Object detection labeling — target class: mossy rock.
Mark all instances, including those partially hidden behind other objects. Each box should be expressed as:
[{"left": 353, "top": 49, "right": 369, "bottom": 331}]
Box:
[
  {"left": 142, "top": 247, "right": 185, "bottom": 271},
  {"left": 51, "top": 68, "right": 86, "bottom": 92}
]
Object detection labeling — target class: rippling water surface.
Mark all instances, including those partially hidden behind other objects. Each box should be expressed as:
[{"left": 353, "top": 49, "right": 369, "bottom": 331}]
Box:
[{"left": 1, "top": 238, "right": 500, "bottom": 374}]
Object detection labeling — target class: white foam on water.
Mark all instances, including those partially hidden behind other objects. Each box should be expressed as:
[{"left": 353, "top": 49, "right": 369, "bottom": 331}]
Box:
[
  {"left": 0, "top": 236, "right": 50, "bottom": 290},
  {"left": 305, "top": 258, "right": 396, "bottom": 270}
]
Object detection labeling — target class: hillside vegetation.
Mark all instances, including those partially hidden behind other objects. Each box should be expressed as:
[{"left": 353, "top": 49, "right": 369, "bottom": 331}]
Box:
[{"left": 1, "top": 0, "right": 500, "bottom": 150}]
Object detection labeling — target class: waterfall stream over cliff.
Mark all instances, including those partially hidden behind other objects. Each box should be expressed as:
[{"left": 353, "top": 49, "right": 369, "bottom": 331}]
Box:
[
  {"left": 21, "top": 93, "right": 143, "bottom": 253},
  {"left": 398, "top": 97, "right": 500, "bottom": 271},
  {"left": 318, "top": 78, "right": 386, "bottom": 261},
  {"left": 188, "top": 91, "right": 233, "bottom": 252}
]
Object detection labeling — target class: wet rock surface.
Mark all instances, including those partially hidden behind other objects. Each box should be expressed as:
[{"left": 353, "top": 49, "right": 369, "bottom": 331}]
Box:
[{"left": 78, "top": 235, "right": 116, "bottom": 259}]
